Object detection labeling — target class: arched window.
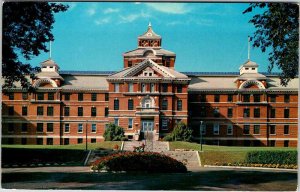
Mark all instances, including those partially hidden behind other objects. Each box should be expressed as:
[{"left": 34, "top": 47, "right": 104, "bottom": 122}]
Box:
[{"left": 142, "top": 98, "right": 152, "bottom": 108}]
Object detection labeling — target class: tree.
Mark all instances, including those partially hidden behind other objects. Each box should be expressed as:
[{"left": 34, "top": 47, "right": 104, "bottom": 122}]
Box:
[
  {"left": 163, "top": 122, "right": 193, "bottom": 142},
  {"left": 243, "top": 3, "right": 299, "bottom": 86},
  {"left": 103, "top": 123, "right": 125, "bottom": 141},
  {"left": 2, "top": 2, "right": 68, "bottom": 88}
]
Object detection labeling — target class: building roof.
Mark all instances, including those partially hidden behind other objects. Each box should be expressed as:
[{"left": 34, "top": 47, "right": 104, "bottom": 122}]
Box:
[
  {"left": 60, "top": 74, "right": 108, "bottom": 90},
  {"left": 138, "top": 23, "right": 161, "bottom": 39},
  {"left": 123, "top": 48, "right": 175, "bottom": 57},
  {"left": 236, "top": 73, "right": 267, "bottom": 81},
  {"left": 35, "top": 71, "right": 64, "bottom": 80},
  {"left": 239, "top": 60, "right": 258, "bottom": 69},
  {"left": 40, "top": 59, "right": 60, "bottom": 69}
]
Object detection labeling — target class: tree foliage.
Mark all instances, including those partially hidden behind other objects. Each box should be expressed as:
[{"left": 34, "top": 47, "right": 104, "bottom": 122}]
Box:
[
  {"left": 243, "top": 3, "right": 299, "bottom": 86},
  {"left": 2, "top": 2, "right": 68, "bottom": 88},
  {"left": 164, "top": 122, "right": 193, "bottom": 142},
  {"left": 103, "top": 123, "right": 125, "bottom": 141}
]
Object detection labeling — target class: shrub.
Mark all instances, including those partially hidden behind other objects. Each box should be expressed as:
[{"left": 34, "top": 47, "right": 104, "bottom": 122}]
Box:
[
  {"left": 103, "top": 123, "right": 125, "bottom": 141},
  {"left": 163, "top": 122, "right": 193, "bottom": 142},
  {"left": 91, "top": 152, "right": 187, "bottom": 173},
  {"left": 245, "top": 150, "right": 297, "bottom": 165}
]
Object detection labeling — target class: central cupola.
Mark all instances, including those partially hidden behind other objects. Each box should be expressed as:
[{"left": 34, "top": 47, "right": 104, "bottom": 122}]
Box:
[{"left": 138, "top": 22, "right": 162, "bottom": 48}]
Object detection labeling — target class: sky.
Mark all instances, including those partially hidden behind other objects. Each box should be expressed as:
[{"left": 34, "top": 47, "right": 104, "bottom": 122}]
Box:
[{"left": 24, "top": 2, "right": 275, "bottom": 73}]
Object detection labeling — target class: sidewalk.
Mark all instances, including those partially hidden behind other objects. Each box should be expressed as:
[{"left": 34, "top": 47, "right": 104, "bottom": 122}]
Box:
[{"left": 2, "top": 166, "right": 90, "bottom": 173}]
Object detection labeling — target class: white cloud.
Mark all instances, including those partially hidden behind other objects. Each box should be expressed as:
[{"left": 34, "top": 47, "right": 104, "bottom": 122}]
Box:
[
  {"left": 119, "top": 12, "right": 150, "bottom": 23},
  {"left": 87, "top": 8, "right": 96, "bottom": 16},
  {"left": 167, "top": 18, "right": 213, "bottom": 26},
  {"left": 95, "top": 17, "right": 111, "bottom": 25},
  {"left": 104, "top": 8, "right": 119, "bottom": 14},
  {"left": 145, "top": 3, "right": 191, "bottom": 14}
]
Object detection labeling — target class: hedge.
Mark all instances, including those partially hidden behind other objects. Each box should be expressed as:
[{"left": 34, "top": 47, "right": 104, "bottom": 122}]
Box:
[
  {"left": 91, "top": 152, "right": 187, "bottom": 173},
  {"left": 245, "top": 151, "right": 297, "bottom": 165}
]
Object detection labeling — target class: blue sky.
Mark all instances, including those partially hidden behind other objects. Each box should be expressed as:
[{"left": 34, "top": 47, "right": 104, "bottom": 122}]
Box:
[{"left": 25, "top": 2, "right": 275, "bottom": 72}]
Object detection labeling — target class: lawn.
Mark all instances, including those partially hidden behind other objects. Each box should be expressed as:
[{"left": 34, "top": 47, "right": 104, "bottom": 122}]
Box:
[
  {"left": 1, "top": 141, "right": 122, "bottom": 166},
  {"left": 169, "top": 141, "right": 297, "bottom": 166}
]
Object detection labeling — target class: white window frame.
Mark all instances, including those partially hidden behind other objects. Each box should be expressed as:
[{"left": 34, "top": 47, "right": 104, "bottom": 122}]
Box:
[
  {"left": 114, "top": 118, "right": 119, "bottom": 126},
  {"left": 128, "top": 83, "right": 133, "bottom": 92},
  {"left": 64, "top": 124, "right": 70, "bottom": 133},
  {"left": 114, "top": 83, "right": 119, "bottom": 92},
  {"left": 78, "top": 124, "right": 83, "bottom": 133},
  {"left": 141, "top": 83, "right": 146, "bottom": 92},
  {"left": 213, "top": 123, "right": 219, "bottom": 135},
  {"left": 91, "top": 124, "right": 97, "bottom": 133},
  {"left": 227, "top": 124, "right": 233, "bottom": 135},
  {"left": 128, "top": 118, "right": 133, "bottom": 129},
  {"left": 162, "top": 119, "right": 168, "bottom": 130},
  {"left": 150, "top": 83, "right": 155, "bottom": 92}
]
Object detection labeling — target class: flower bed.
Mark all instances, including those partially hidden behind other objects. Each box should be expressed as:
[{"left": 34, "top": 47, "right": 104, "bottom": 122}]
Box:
[
  {"left": 213, "top": 162, "right": 297, "bottom": 169},
  {"left": 91, "top": 152, "right": 187, "bottom": 173}
]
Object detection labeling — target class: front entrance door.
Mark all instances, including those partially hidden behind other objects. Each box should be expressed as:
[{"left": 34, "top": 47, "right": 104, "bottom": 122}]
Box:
[{"left": 141, "top": 120, "right": 154, "bottom": 140}]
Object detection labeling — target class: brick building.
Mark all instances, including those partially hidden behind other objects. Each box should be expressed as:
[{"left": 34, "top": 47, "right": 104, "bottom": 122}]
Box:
[{"left": 2, "top": 24, "right": 298, "bottom": 147}]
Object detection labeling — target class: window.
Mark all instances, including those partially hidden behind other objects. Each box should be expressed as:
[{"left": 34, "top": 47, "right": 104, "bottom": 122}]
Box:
[
  {"left": 64, "top": 107, "right": 70, "bottom": 116},
  {"left": 270, "top": 140, "right": 275, "bottom": 147},
  {"left": 201, "top": 124, "right": 206, "bottom": 135},
  {"left": 244, "top": 108, "right": 250, "bottom": 118},
  {"left": 21, "top": 138, "right": 27, "bottom": 145},
  {"left": 105, "top": 93, "right": 109, "bottom": 101},
  {"left": 227, "top": 124, "right": 233, "bottom": 135},
  {"left": 128, "top": 61, "right": 132, "bottom": 67},
  {"left": 141, "top": 83, "right": 146, "bottom": 92},
  {"left": 47, "top": 138, "right": 53, "bottom": 145},
  {"left": 78, "top": 138, "right": 83, "bottom": 144},
  {"left": 64, "top": 138, "right": 69, "bottom": 145},
  {"left": 22, "top": 92, "right": 28, "bottom": 100},
  {"left": 91, "top": 138, "right": 96, "bottom": 143},
  {"left": 105, "top": 107, "right": 109, "bottom": 117},
  {"left": 37, "top": 106, "right": 43, "bottom": 116},
  {"left": 254, "top": 94, "right": 260, "bottom": 102},
  {"left": 177, "top": 85, "right": 182, "bottom": 93},
  {"left": 114, "top": 83, "right": 119, "bottom": 92},
  {"left": 162, "top": 119, "right": 168, "bottom": 130},
  {"left": 166, "top": 60, "right": 170, "bottom": 67},
  {"left": 78, "top": 124, "right": 83, "bottom": 133},
  {"left": 8, "top": 123, "right": 14, "bottom": 132},
  {"left": 270, "top": 108, "right": 276, "bottom": 118},
  {"left": 162, "top": 99, "right": 168, "bottom": 110},
  {"left": 214, "top": 95, "right": 220, "bottom": 102},
  {"left": 284, "top": 94, "right": 290, "bottom": 103},
  {"left": 213, "top": 108, "right": 219, "bottom": 117},
  {"left": 22, "top": 106, "right": 27, "bottom": 116},
  {"left": 91, "top": 107, "right": 97, "bottom": 117},
  {"left": 128, "top": 118, "right": 133, "bottom": 129},
  {"left": 78, "top": 107, "right": 83, "bottom": 116},
  {"left": 114, "top": 118, "right": 119, "bottom": 126},
  {"left": 227, "top": 108, "right": 233, "bottom": 118},
  {"left": 162, "top": 84, "right": 168, "bottom": 92},
  {"left": 21, "top": 123, "right": 28, "bottom": 132},
  {"left": 47, "top": 123, "right": 53, "bottom": 132},
  {"left": 243, "top": 94, "right": 250, "bottom": 102},
  {"left": 128, "top": 83, "right": 133, "bottom": 92},
  {"left": 254, "top": 108, "right": 260, "bottom": 118},
  {"left": 270, "top": 125, "right": 276, "bottom": 135},
  {"left": 200, "top": 106, "right": 206, "bottom": 117},
  {"left": 91, "top": 124, "right": 97, "bottom": 133},
  {"left": 142, "top": 98, "right": 152, "bottom": 108},
  {"left": 284, "top": 140, "right": 289, "bottom": 147},
  {"left": 200, "top": 95, "right": 206, "bottom": 102},
  {"left": 8, "top": 106, "right": 14, "bottom": 116},
  {"left": 64, "top": 93, "right": 70, "bottom": 101},
  {"left": 243, "top": 125, "right": 250, "bottom": 134},
  {"left": 227, "top": 94, "right": 233, "bottom": 102},
  {"left": 9, "top": 93, "right": 14, "bottom": 100},
  {"left": 284, "top": 108, "right": 289, "bottom": 118},
  {"left": 37, "top": 93, "right": 44, "bottom": 100},
  {"left": 78, "top": 93, "right": 83, "bottom": 101},
  {"left": 114, "top": 99, "right": 119, "bottom": 110},
  {"left": 177, "top": 100, "right": 182, "bottom": 111},
  {"left": 254, "top": 125, "right": 260, "bottom": 134},
  {"left": 48, "top": 93, "right": 54, "bottom": 100},
  {"left": 270, "top": 95, "right": 276, "bottom": 102},
  {"left": 37, "top": 138, "right": 43, "bottom": 145},
  {"left": 150, "top": 83, "right": 155, "bottom": 92},
  {"left": 64, "top": 124, "right": 70, "bottom": 133},
  {"left": 37, "top": 123, "right": 43, "bottom": 132},
  {"left": 284, "top": 125, "right": 289, "bottom": 135},
  {"left": 91, "top": 93, "right": 97, "bottom": 101},
  {"left": 47, "top": 106, "right": 54, "bottom": 116},
  {"left": 213, "top": 123, "right": 219, "bottom": 135},
  {"left": 128, "top": 99, "right": 134, "bottom": 110}
]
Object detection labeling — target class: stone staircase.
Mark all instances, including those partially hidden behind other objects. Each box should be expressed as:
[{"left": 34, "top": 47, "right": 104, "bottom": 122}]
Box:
[
  {"left": 162, "top": 151, "right": 201, "bottom": 169},
  {"left": 122, "top": 140, "right": 169, "bottom": 152}
]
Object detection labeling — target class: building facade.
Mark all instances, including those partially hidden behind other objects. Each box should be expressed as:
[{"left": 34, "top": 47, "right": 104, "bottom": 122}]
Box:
[{"left": 2, "top": 24, "right": 298, "bottom": 147}]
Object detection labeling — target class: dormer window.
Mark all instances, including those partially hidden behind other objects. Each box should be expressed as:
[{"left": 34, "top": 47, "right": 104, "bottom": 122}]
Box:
[
  {"left": 149, "top": 73, "right": 152, "bottom": 76},
  {"left": 252, "top": 68, "right": 255, "bottom": 70},
  {"left": 245, "top": 68, "right": 249, "bottom": 70},
  {"left": 143, "top": 71, "right": 153, "bottom": 77}
]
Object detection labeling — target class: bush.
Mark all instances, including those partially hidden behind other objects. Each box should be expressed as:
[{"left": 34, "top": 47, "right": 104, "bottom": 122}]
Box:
[
  {"left": 245, "top": 150, "right": 297, "bottom": 165},
  {"left": 91, "top": 152, "right": 187, "bottom": 173},
  {"left": 163, "top": 122, "right": 193, "bottom": 142},
  {"left": 103, "top": 123, "right": 125, "bottom": 141}
]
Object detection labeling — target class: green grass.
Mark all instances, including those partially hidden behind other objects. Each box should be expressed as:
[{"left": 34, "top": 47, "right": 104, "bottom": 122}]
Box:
[
  {"left": 2, "top": 141, "right": 122, "bottom": 150},
  {"left": 169, "top": 141, "right": 297, "bottom": 165}
]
